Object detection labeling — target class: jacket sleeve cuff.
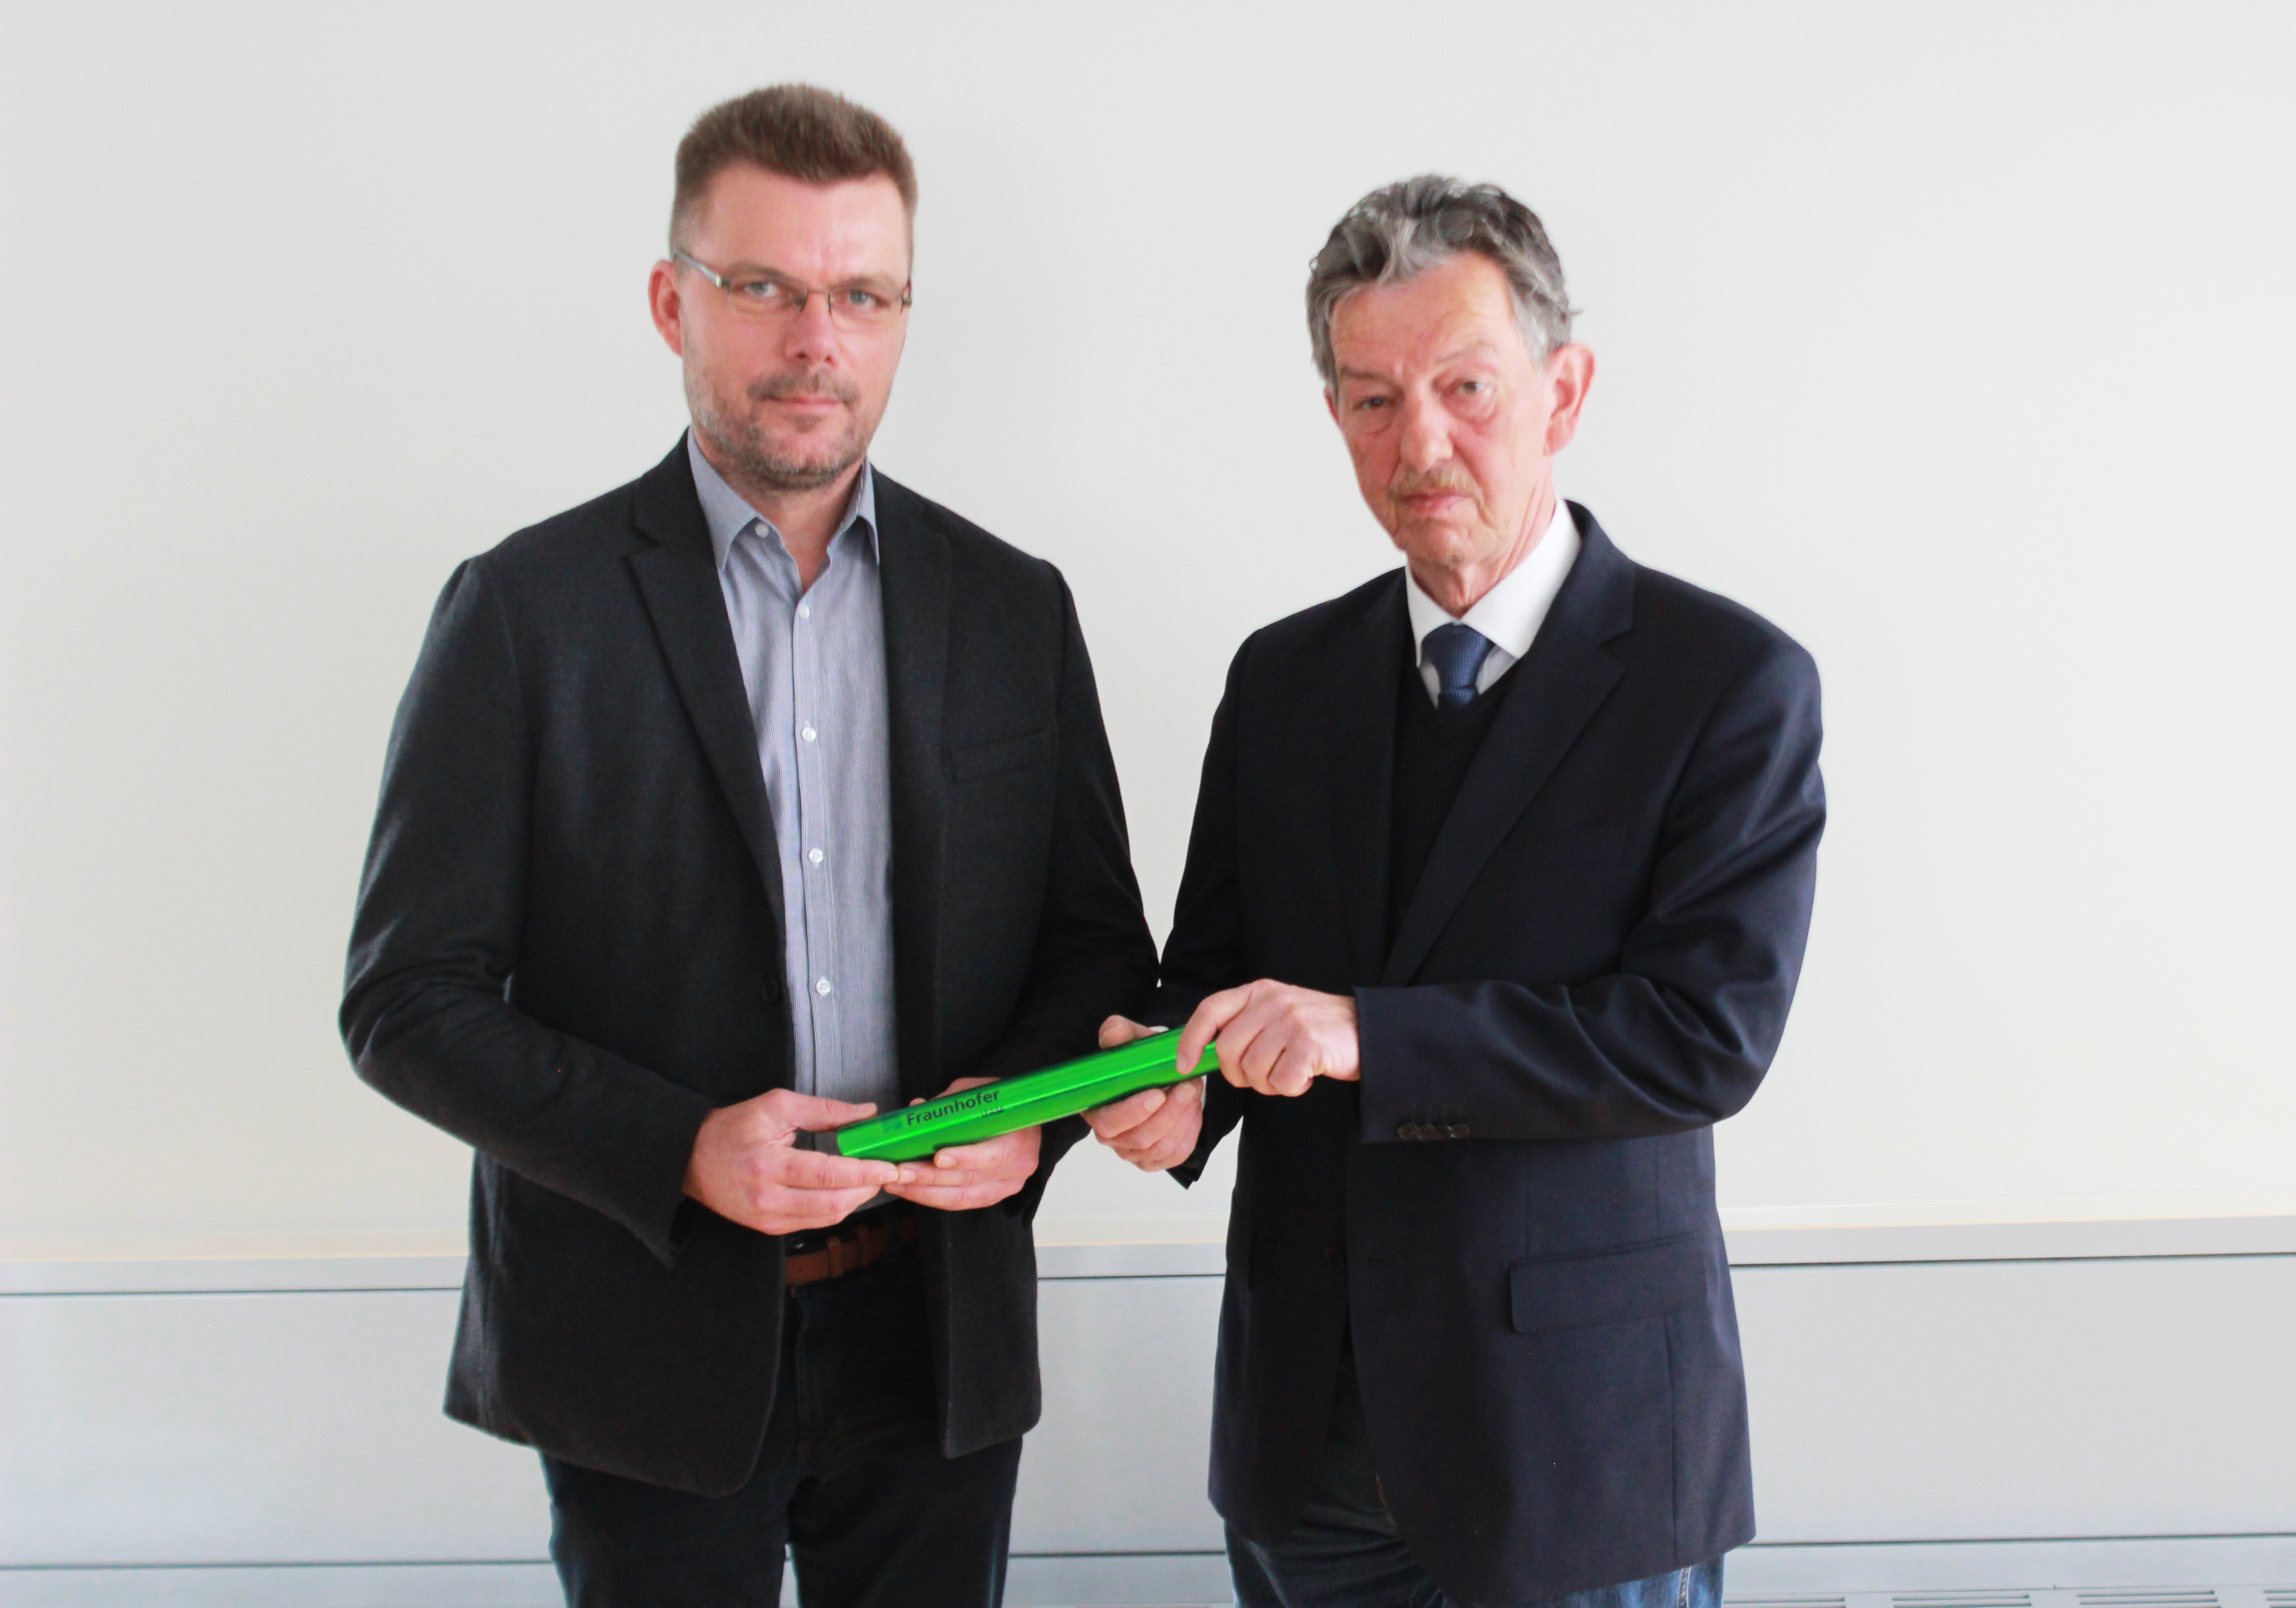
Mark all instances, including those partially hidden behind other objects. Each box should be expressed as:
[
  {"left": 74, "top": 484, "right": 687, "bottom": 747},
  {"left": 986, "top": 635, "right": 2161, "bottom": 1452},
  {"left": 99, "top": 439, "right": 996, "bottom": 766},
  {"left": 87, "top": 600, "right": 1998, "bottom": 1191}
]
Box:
[
  {"left": 1353, "top": 985, "right": 1470, "bottom": 1146},
  {"left": 617, "top": 1089, "right": 718, "bottom": 1266}
]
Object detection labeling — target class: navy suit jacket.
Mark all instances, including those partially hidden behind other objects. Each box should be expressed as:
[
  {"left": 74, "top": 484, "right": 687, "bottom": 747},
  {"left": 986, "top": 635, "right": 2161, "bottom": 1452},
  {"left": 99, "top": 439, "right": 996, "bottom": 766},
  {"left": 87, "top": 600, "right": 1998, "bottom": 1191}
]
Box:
[
  {"left": 342, "top": 442, "right": 1155, "bottom": 1492},
  {"left": 1158, "top": 508, "right": 1824, "bottom": 1603}
]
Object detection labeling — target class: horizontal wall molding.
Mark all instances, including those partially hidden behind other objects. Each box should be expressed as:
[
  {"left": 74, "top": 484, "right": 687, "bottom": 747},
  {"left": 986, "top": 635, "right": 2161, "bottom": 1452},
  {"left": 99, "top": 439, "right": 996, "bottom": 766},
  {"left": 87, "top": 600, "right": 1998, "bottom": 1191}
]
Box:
[
  {"left": 1722, "top": 1216, "right": 2296, "bottom": 1268},
  {"left": 7, "top": 1540, "right": 2292, "bottom": 1608},
  {"left": 1731, "top": 1535, "right": 2296, "bottom": 1593},
  {"left": 0, "top": 1555, "right": 1236, "bottom": 1608},
  {"left": 8, "top": 1210, "right": 2293, "bottom": 1294},
  {"left": 0, "top": 1563, "right": 563, "bottom": 1608}
]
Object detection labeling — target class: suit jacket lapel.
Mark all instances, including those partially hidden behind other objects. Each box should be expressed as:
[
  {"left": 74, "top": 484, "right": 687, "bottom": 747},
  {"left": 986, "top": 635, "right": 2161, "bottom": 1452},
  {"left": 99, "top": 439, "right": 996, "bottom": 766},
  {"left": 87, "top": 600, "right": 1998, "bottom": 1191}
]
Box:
[
  {"left": 1327, "top": 579, "right": 1407, "bottom": 986},
  {"left": 1380, "top": 508, "right": 1635, "bottom": 986},
  {"left": 872, "top": 475, "right": 951, "bottom": 1102},
  {"left": 626, "top": 441, "right": 786, "bottom": 943}
]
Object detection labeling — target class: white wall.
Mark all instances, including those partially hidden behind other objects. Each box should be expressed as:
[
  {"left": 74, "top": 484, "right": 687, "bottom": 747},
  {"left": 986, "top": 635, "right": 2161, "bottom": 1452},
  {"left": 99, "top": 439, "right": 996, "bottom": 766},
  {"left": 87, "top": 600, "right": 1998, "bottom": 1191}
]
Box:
[{"left": 1, "top": 1, "right": 2291, "bottom": 1242}]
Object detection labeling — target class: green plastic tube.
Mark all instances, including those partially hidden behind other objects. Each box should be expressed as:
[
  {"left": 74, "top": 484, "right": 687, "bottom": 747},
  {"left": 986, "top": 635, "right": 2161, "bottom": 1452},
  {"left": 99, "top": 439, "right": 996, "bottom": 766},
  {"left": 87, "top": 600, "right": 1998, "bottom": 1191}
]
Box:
[{"left": 831, "top": 1031, "right": 1217, "bottom": 1163}]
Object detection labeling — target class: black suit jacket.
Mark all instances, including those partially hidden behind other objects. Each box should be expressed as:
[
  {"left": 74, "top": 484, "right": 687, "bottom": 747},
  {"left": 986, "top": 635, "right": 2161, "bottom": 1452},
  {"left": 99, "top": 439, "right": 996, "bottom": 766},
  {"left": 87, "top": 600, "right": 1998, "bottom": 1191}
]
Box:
[
  {"left": 1157, "top": 508, "right": 1823, "bottom": 1603},
  {"left": 342, "top": 441, "right": 1156, "bottom": 1493}
]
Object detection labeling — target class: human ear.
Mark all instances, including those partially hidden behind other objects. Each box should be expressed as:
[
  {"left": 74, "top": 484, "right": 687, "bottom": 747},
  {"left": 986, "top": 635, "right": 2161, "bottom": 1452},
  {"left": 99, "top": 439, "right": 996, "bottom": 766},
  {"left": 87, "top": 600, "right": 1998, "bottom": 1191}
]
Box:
[
  {"left": 647, "top": 260, "right": 685, "bottom": 357},
  {"left": 1542, "top": 344, "right": 1595, "bottom": 455}
]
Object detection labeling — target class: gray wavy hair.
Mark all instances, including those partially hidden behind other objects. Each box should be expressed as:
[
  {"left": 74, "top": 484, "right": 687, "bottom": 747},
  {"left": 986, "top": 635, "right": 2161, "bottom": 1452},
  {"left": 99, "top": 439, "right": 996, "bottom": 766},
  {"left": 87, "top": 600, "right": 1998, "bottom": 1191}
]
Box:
[{"left": 1307, "top": 176, "right": 1576, "bottom": 389}]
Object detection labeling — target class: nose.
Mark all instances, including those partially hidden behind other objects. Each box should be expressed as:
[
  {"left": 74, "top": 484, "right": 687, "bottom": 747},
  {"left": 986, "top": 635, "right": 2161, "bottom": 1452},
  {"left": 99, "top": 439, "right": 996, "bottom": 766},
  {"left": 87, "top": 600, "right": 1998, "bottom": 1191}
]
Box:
[
  {"left": 1396, "top": 390, "right": 1451, "bottom": 472},
  {"left": 779, "top": 289, "right": 843, "bottom": 367}
]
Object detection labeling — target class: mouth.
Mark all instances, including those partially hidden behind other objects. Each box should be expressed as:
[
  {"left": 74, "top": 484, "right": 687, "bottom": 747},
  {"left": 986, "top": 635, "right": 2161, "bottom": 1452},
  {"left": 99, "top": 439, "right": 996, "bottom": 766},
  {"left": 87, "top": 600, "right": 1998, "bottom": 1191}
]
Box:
[
  {"left": 752, "top": 367, "right": 861, "bottom": 415},
  {"left": 1398, "top": 491, "right": 1470, "bottom": 516}
]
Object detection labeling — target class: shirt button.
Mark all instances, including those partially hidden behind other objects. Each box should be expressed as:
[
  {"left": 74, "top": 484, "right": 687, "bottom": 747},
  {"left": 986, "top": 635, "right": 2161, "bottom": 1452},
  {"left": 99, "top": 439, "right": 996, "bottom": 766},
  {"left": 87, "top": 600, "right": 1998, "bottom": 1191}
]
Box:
[
  {"left": 808, "top": 847, "right": 824, "bottom": 865},
  {"left": 797, "top": 603, "right": 810, "bottom": 620},
  {"left": 801, "top": 726, "right": 818, "bottom": 742},
  {"left": 815, "top": 978, "right": 833, "bottom": 996}
]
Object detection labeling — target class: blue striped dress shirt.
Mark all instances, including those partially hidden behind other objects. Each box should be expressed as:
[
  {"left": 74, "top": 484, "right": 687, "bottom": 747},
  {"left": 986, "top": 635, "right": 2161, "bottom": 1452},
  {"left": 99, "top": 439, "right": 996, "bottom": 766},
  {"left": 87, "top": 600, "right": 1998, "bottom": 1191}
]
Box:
[{"left": 686, "top": 434, "right": 901, "bottom": 1124}]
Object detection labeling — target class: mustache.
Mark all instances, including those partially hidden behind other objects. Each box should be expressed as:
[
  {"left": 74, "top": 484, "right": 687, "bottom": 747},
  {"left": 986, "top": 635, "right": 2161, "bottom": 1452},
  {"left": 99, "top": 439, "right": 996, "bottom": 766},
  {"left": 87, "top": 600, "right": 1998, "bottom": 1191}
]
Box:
[
  {"left": 1388, "top": 467, "right": 1477, "bottom": 502},
  {"left": 752, "top": 368, "right": 860, "bottom": 407}
]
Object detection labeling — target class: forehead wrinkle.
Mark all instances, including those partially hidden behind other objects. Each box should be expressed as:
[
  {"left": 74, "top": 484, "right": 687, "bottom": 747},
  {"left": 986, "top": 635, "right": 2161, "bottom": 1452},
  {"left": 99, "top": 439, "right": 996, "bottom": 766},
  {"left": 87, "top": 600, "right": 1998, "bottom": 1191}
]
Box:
[
  {"left": 1433, "top": 337, "right": 1505, "bottom": 367},
  {"left": 1333, "top": 284, "right": 1519, "bottom": 367}
]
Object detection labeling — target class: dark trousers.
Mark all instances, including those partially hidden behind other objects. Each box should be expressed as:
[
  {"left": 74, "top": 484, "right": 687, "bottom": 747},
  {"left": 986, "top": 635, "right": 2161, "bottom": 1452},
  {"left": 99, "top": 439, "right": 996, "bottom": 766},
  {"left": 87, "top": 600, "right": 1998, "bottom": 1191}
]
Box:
[
  {"left": 1229, "top": 1344, "right": 1724, "bottom": 1608},
  {"left": 543, "top": 1232, "right": 1023, "bottom": 1608}
]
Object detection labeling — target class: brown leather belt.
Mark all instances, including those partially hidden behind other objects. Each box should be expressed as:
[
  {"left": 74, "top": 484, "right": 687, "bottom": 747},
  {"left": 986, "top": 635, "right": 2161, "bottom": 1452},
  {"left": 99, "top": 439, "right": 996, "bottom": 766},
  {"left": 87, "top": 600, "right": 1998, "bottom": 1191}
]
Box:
[{"left": 782, "top": 1209, "right": 917, "bottom": 1287}]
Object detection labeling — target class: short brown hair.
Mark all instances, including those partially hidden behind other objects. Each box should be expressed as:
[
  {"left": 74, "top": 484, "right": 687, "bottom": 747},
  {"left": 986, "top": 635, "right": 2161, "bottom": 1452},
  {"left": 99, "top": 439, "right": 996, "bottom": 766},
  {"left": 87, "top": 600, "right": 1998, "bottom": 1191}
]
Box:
[{"left": 670, "top": 85, "right": 917, "bottom": 249}]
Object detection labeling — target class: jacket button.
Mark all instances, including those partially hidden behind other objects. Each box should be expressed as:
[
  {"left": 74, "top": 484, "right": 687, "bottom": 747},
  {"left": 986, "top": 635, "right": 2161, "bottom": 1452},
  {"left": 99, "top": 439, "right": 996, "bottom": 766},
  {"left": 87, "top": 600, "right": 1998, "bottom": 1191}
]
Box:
[
  {"left": 1325, "top": 1246, "right": 1347, "bottom": 1269},
  {"left": 759, "top": 974, "right": 784, "bottom": 1002}
]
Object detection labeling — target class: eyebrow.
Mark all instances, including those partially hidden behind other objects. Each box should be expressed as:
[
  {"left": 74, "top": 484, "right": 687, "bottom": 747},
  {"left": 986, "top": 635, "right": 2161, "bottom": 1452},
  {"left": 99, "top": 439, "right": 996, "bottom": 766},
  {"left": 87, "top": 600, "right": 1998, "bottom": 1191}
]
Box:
[{"left": 714, "top": 258, "right": 904, "bottom": 286}]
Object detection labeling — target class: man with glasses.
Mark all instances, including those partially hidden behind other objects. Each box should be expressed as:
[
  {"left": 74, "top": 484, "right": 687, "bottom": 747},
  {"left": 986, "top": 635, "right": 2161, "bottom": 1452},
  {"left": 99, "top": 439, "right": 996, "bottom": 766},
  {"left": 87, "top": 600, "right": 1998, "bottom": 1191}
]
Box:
[{"left": 343, "top": 85, "right": 1155, "bottom": 1608}]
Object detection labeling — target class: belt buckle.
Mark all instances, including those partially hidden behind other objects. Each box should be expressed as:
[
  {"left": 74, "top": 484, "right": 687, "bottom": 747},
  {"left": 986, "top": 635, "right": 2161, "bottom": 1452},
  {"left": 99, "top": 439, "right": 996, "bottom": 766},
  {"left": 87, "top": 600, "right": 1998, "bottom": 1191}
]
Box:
[{"left": 784, "top": 1204, "right": 907, "bottom": 1283}]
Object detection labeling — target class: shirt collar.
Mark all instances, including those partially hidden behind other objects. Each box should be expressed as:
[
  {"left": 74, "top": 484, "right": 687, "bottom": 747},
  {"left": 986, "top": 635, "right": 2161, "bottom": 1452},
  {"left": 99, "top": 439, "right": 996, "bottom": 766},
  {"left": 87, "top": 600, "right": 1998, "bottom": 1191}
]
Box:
[
  {"left": 1403, "top": 497, "right": 1582, "bottom": 662},
  {"left": 685, "top": 429, "right": 879, "bottom": 573}
]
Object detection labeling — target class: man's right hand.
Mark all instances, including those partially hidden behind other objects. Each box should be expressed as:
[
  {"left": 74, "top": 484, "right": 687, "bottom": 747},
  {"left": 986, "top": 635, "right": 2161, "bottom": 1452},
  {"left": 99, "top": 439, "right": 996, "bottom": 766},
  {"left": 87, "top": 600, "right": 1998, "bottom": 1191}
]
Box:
[
  {"left": 684, "top": 1089, "right": 908, "bottom": 1236},
  {"left": 1083, "top": 1015, "right": 1206, "bottom": 1172}
]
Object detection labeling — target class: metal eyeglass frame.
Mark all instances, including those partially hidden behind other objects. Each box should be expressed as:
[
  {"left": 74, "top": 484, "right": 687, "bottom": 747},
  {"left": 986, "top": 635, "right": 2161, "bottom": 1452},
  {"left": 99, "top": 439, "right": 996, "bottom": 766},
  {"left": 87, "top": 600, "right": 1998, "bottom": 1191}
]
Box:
[{"left": 671, "top": 249, "right": 913, "bottom": 325}]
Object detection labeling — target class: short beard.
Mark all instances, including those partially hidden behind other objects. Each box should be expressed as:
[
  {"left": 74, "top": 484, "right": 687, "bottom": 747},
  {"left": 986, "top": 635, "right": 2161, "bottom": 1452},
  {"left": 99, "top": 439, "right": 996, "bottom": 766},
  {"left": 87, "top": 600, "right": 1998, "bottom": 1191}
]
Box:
[{"left": 690, "top": 366, "right": 866, "bottom": 494}]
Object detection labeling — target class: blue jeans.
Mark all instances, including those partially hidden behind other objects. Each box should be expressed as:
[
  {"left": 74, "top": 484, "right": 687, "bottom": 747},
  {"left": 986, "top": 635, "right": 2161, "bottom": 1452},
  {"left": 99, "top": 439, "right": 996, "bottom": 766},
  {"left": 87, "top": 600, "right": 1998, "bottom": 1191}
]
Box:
[{"left": 1228, "top": 1348, "right": 1724, "bottom": 1608}]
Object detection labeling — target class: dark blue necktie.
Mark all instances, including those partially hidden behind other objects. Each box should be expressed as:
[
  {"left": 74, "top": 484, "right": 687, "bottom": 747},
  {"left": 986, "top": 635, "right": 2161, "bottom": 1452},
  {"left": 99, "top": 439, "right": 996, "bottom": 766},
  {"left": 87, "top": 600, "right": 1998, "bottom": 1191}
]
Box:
[{"left": 1424, "top": 622, "right": 1496, "bottom": 710}]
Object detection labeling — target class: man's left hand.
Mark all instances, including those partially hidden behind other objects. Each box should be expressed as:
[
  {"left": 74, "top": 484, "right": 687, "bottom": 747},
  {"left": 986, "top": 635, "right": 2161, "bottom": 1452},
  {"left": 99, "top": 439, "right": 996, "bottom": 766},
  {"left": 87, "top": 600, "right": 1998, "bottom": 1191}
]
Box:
[
  {"left": 1181, "top": 981, "right": 1361, "bottom": 1098},
  {"left": 883, "top": 1076, "right": 1042, "bottom": 1211}
]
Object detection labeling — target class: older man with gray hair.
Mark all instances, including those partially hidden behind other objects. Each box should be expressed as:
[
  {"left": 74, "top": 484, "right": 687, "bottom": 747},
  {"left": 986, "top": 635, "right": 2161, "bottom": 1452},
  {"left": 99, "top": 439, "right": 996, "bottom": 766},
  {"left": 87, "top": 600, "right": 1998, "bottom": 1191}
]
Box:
[{"left": 1088, "top": 177, "right": 1826, "bottom": 1606}]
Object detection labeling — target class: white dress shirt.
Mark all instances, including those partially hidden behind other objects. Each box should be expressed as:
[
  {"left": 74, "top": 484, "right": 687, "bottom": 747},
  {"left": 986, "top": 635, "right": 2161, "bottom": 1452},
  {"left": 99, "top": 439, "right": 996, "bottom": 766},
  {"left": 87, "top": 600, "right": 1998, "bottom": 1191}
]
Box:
[{"left": 1402, "top": 498, "right": 1583, "bottom": 704}]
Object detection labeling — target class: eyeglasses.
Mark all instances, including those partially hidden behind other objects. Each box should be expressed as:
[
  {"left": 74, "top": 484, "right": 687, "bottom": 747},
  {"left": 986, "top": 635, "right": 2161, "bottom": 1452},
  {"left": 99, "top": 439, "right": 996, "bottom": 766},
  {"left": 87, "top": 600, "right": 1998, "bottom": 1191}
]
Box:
[{"left": 672, "top": 249, "right": 912, "bottom": 330}]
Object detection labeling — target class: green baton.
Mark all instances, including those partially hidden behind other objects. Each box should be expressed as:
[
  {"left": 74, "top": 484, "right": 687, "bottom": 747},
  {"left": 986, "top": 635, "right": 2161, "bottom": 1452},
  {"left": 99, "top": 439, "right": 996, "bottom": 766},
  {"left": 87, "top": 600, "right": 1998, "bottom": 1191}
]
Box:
[{"left": 830, "top": 1031, "right": 1217, "bottom": 1163}]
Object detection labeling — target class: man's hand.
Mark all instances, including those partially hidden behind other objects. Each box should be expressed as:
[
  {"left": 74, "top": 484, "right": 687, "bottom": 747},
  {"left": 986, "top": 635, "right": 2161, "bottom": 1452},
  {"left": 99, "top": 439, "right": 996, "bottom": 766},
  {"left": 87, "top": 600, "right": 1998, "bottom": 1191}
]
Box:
[
  {"left": 884, "top": 1077, "right": 1042, "bottom": 1212},
  {"left": 1183, "top": 981, "right": 1360, "bottom": 1098},
  {"left": 1084, "top": 1015, "right": 1206, "bottom": 1171},
  {"left": 684, "top": 1088, "right": 907, "bottom": 1236}
]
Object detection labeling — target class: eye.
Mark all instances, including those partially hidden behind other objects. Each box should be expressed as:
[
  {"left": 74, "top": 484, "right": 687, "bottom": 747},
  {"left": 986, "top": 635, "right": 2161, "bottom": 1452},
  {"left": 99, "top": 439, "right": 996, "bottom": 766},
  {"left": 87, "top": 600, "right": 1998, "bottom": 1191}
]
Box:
[
  {"left": 1454, "top": 378, "right": 1488, "bottom": 395},
  {"left": 1353, "top": 394, "right": 1390, "bottom": 412},
  {"left": 736, "top": 278, "right": 796, "bottom": 307},
  {"left": 840, "top": 286, "right": 889, "bottom": 311}
]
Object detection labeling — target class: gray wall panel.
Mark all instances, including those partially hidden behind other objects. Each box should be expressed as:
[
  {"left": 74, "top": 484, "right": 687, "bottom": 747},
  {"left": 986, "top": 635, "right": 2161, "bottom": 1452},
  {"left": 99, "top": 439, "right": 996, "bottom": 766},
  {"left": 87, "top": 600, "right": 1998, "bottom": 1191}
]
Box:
[
  {"left": 0, "top": 1290, "right": 545, "bottom": 1565},
  {"left": 1013, "top": 1277, "right": 1224, "bottom": 1554},
  {"left": 5, "top": 1240, "right": 2292, "bottom": 1593},
  {"left": 1735, "top": 1255, "right": 2296, "bottom": 1541}
]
